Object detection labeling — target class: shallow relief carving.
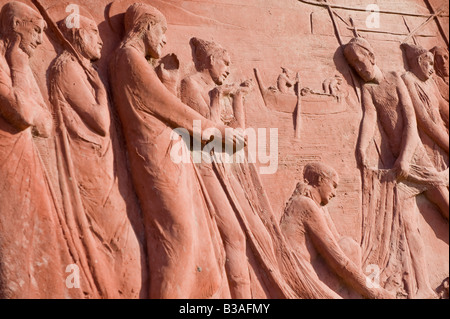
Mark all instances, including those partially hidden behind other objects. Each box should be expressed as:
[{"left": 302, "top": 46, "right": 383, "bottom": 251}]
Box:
[
  {"left": 0, "top": 0, "right": 447, "bottom": 299},
  {"left": 344, "top": 36, "right": 448, "bottom": 299}
]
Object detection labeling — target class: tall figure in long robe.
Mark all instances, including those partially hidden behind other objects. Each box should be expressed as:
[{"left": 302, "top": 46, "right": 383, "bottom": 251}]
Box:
[
  {"left": 49, "top": 12, "right": 147, "bottom": 298},
  {"left": 401, "top": 43, "right": 449, "bottom": 172},
  {"left": 109, "top": 3, "right": 245, "bottom": 298},
  {"left": 344, "top": 37, "right": 449, "bottom": 299},
  {"left": 430, "top": 46, "right": 449, "bottom": 104},
  {"left": 180, "top": 37, "right": 341, "bottom": 299},
  {"left": 0, "top": 1, "right": 73, "bottom": 298}
]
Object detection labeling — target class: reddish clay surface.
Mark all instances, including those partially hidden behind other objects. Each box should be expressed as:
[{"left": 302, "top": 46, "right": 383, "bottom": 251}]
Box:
[{"left": 0, "top": 0, "right": 448, "bottom": 299}]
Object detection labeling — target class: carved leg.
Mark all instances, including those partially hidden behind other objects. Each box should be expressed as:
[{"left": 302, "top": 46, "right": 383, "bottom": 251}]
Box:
[
  {"left": 130, "top": 153, "right": 223, "bottom": 298},
  {"left": 199, "top": 164, "right": 252, "bottom": 299},
  {"left": 424, "top": 185, "right": 450, "bottom": 220}
]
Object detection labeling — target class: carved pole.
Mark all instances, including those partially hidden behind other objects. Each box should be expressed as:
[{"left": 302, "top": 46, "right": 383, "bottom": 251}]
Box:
[
  {"left": 322, "top": 1, "right": 362, "bottom": 103},
  {"left": 423, "top": 0, "right": 449, "bottom": 47},
  {"left": 32, "top": 1, "right": 79, "bottom": 59},
  {"left": 295, "top": 73, "right": 302, "bottom": 139},
  {"left": 298, "top": 0, "right": 449, "bottom": 18},
  {"left": 403, "top": 5, "right": 446, "bottom": 44},
  {"left": 253, "top": 68, "right": 269, "bottom": 108},
  {"left": 349, "top": 17, "right": 360, "bottom": 37},
  {"left": 323, "top": 0, "right": 343, "bottom": 46},
  {"left": 31, "top": 0, "right": 94, "bottom": 74},
  {"left": 402, "top": 16, "right": 419, "bottom": 46}
]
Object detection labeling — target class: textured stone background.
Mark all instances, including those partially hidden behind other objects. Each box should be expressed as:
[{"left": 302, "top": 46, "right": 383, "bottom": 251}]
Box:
[{"left": 2, "top": 0, "right": 448, "bottom": 293}]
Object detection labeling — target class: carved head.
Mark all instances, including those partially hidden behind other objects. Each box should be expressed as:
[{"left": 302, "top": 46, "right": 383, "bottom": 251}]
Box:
[
  {"left": 401, "top": 43, "right": 434, "bottom": 81},
  {"left": 59, "top": 15, "right": 103, "bottom": 61},
  {"left": 190, "top": 37, "right": 231, "bottom": 85},
  {"left": 123, "top": 3, "right": 167, "bottom": 59},
  {"left": 303, "top": 163, "right": 339, "bottom": 206},
  {"left": 343, "top": 37, "right": 377, "bottom": 83},
  {"left": 0, "top": 1, "right": 46, "bottom": 57},
  {"left": 334, "top": 74, "right": 343, "bottom": 85},
  {"left": 281, "top": 67, "right": 294, "bottom": 77},
  {"left": 430, "top": 46, "right": 449, "bottom": 78}
]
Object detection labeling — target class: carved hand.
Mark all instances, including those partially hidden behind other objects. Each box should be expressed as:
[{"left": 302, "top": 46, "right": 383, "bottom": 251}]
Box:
[
  {"left": 393, "top": 159, "right": 410, "bottom": 180},
  {"left": 156, "top": 62, "right": 179, "bottom": 94},
  {"left": 85, "top": 66, "right": 104, "bottom": 91},
  {"left": 220, "top": 123, "right": 246, "bottom": 149},
  {"left": 157, "top": 62, "right": 178, "bottom": 81},
  {"left": 234, "top": 79, "right": 254, "bottom": 97},
  {"left": 32, "top": 108, "right": 53, "bottom": 138},
  {"left": 211, "top": 85, "right": 235, "bottom": 98},
  {"left": 6, "top": 34, "right": 29, "bottom": 73},
  {"left": 357, "top": 149, "right": 370, "bottom": 170}
]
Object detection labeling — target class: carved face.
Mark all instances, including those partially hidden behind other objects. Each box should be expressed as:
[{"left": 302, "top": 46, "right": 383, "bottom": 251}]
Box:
[
  {"left": 417, "top": 52, "right": 435, "bottom": 80},
  {"left": 346, "top": 46, "right": 376, "bottom": 83},
  {"left": 143, "top": 19, "right": 167, "bottom": 59},
  {"left": 209, "top": 52, "right": 231, "bottom": 85},
  {"left": 79, "top": 21, "right": 103, "bottom": 61},
  {"left": 434, "top": 50, "right": 449, "bottom": 77},
  {"left": 13, "top": 18, "right": 45, "bottom": 57},
  {"left": 317, "top": 175, "right": 338, "bottom": 206}
]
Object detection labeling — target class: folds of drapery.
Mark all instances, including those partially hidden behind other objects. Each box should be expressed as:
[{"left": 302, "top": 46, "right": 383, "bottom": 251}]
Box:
[
  {"left": 52, "top": 97, "right": 118, "bottom": 299},
  {"left": 361, "top": 168, "right": 413, "bottom": 298},
  {"left": 50, "top": 72, "right": 150, "bottom": 298},
  {"left": 0, "top": 124, "right": 77, "bottom": 298},
  {"left": 413, "top": 80, "right": 449, "bottom": 171},
  {"left": 361, "top": 167, "right": 448, "bottom": 298},
  {"left": 211, "top": 155, "right": 340, "bottom": 299}
]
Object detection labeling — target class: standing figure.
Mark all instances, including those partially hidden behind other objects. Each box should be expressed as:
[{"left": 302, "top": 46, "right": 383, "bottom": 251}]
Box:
[
  {"left": 430, "top": 46, "right": 449, "bottom": 103},
  {"left": 401, "top": 43, "right": 449, "bottom": 172},
  {"left": 49, "top": 13, "right": 146, "bottom": 298},
  {"left": 344, "top": 37, "right": 448, "bottom": 298},
  {"left": 180, "top": 37, "right": 340, "bottom": 299},
  {"left": 277, "top": 67, "right": 297, "bottom": 94},
  {"left": 281, "top": 163, "right": 394, "bottom": 299},
  {"left": 109, "top": 3, "right": 242, "bottom": 299},
  {"left": 322, "top": 75, "right": 343, "bottom": 97},
  {"left": 0, "top": 1, "right": 70, "bottom": 298},
  {"left": 181, "top": 37, "right": 254, "bottom": 298}
]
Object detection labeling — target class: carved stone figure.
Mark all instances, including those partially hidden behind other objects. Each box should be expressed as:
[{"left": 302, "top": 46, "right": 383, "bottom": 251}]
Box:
[
  {"left": 180, "top": 37, "right": 344, "bottom": 299},
  {"left": 181, "top": 37, "right": 253, "bottom": 298},
  {"left": 0, "top": 1, "right": 70, "bottom": 298},
  {"left": 0, "top": 0, "right": 446, "bottom": 300},
  {"left": 430, "top": 46, "right": 449, "bottom": 103},
  {"left": 182, "top": 37, "right": 252, "bottom": 129},
  {"left": 49, "top": 12, "right": 146, "bottom": 298},
  {"left": 344, "top": 37, "right": 449, "bottom": 299},
  {"left": 109, "top": 3, "right": 243, "bottom": 298},
  {"left": 401, "top": 43, "right": 449, "bottom": 172},
  {"left": 155, "top": 53, "right": 180, "bottom": 96},
  {"left": 277, "top": 67, "right": 297, "bottom": 94},
  {"left": 281, "top": 163, "right": 394, "bottom": 299},
  {"left": 322, "top": 75, "right": 343, "bottom": 97}
]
